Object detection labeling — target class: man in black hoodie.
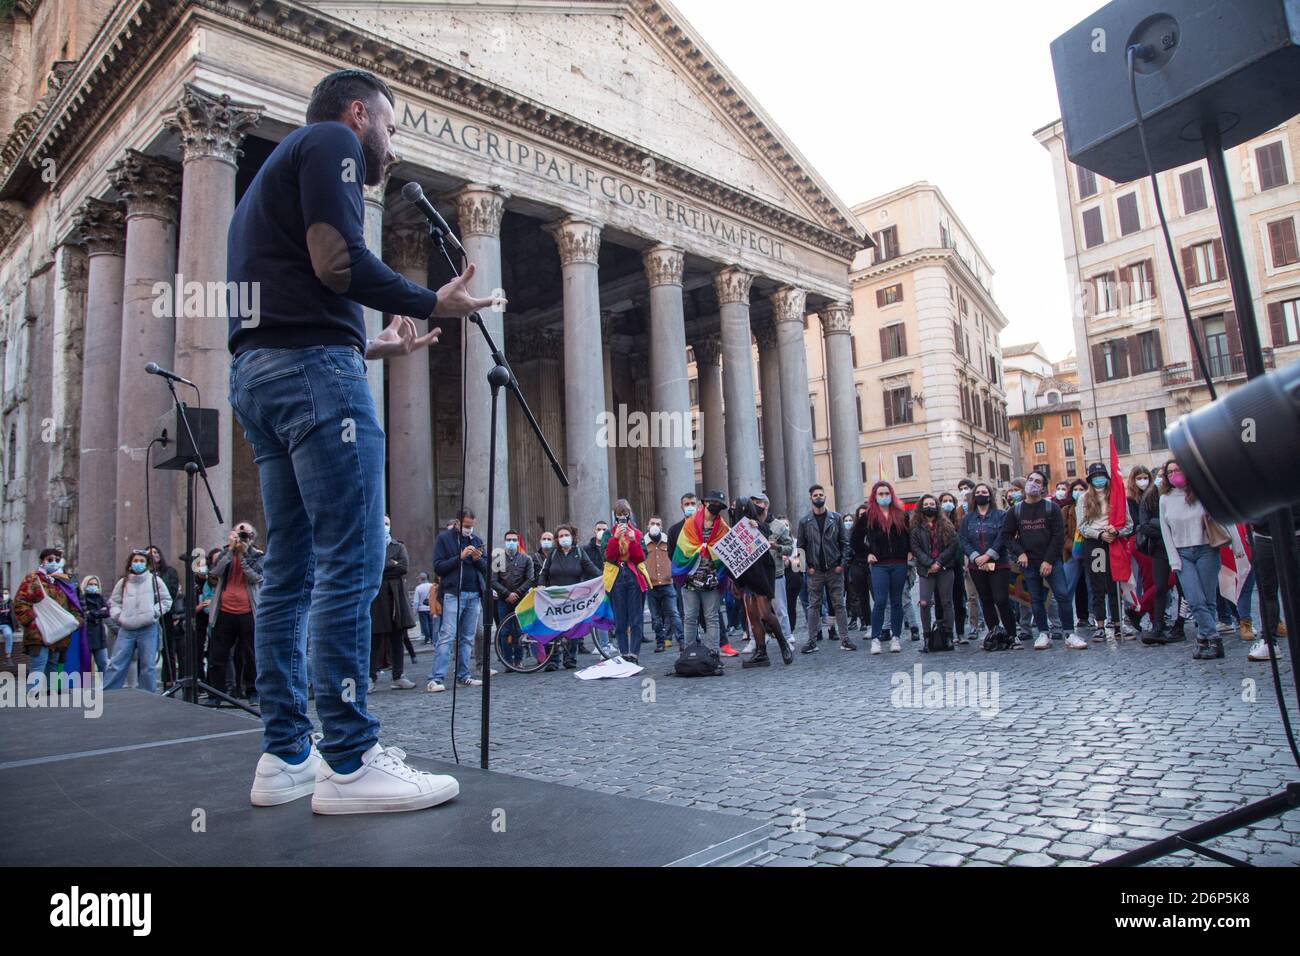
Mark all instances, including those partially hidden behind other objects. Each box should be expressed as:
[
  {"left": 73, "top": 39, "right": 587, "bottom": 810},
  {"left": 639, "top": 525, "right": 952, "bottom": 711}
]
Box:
[{"left": 1001, "top": 469, "right": 1075, "bottom": 649}]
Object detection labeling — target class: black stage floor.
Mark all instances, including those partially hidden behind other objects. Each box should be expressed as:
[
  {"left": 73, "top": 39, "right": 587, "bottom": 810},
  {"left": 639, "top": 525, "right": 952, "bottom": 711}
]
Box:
[{"left": 0, "top": 692, "right": 770, "bottom": 867}]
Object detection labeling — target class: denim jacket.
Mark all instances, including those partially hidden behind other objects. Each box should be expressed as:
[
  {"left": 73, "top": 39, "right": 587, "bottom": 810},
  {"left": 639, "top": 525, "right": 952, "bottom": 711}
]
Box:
[{"left": 959, "top": 507, "right": 1009, "bottom": 567}]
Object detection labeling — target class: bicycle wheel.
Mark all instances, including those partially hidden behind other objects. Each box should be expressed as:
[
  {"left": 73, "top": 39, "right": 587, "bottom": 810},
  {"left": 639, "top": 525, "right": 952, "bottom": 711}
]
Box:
[{"left": 493, "top": 613, "right": 560, "bottom": 673}]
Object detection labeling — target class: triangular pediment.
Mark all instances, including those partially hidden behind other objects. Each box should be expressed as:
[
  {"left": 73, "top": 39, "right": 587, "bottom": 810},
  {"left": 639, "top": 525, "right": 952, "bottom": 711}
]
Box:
[{"left": 312, "top": 0, "right": 860, "bottom": 238}]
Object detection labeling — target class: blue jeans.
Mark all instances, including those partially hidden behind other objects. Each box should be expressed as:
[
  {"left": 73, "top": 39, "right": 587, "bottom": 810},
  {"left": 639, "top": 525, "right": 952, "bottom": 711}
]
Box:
[
  {"left": 870, "top": 563, "right": 908, "bottom": 637},
  {"left": 1, "top": 623, "right": 13, "bottom": 657},
  {"left": 1175, "top": 545, "right": 1221, "bottom": 639},
  {"left": 25, "top": 645, "right": 50, "bottom": 690},
  {"left": 1025, "top": 561, "right": 1075, "bottom": 633},
  {"left": 230, "top": 346, "right": 385, "bottom": 769},
  {"left": 430, "top": 591, "right": 480, "bottom": 684},
  {"left": 610, "top": 568, "right": 645, "bottom": 655},
  {"left": 104, "top": 622, "right": 159, "bottom": 692},
  {"left": 646, "top": 583, "right": 682, "bottom": 648},
  {"left": 92, "top": 648, "right": 108, "bottom": 674},
  {"left": 418, "top": 610, "right": 434, "bottom": 643}
]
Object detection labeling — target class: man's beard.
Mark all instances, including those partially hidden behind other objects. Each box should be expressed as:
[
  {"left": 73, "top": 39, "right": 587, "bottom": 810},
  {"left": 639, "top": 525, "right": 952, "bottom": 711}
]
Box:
[{"left": 362, "top": 127, "right": 387, "bottom": 186}]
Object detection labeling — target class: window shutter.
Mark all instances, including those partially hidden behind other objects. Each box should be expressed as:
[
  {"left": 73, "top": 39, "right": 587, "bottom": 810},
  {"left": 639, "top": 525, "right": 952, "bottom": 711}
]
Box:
[
  {"left": 883, "top": 391, "right": 894, "bottom": 428},
  {"left": 899, "top": 325, "right": 908, "bottom": 356},
  {"left": 1141, "top": 259, "right": 1154, "bottom": 299},
  {"left": 1091, "top": 343, "right": 1106, "bottom": 383},
  {"left": 1269, "top": 301, "right": 1286, "bottom": 346},
  {"left": 878, "top": 326, "right": 888, "bottom": 360},
  {"left": 1115, "top": 338, "right": 1130, "bottom": 378},
  {"left": 1224, "top": 309, "right": 1242, "bottom": 357},
  {"left": 1128, "top": 334, "right": 1143, "bottom": 374},
  {"left": 897, "top": 285, "right": 905, "bottom": 303},
  {"left": 1269, "top": 219, "right": 1299, "bottom": 266},
  {"left": 1212, "top": 238, "right": 1226, "bottom": 281},
  {"left": 876, "top": 288, "right": 885, "bottom": 308},
  {"left": 1181, "top": 246, "right": 1197, "bottom": 287},
  {"left": 1153, "top": 330, "right": 1164, "bottom": 368},
  {"left": 1192, "top": 317, "right": 1212, "bottom": 379}
]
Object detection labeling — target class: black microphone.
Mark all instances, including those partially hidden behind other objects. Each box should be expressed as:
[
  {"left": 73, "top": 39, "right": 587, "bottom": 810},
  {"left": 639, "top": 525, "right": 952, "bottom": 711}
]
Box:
[
  {"left": 400, "top": 181, "right": 464, "bottom": 253},
  {"left": 145, "top": 362, "right": 196, "bottom": 388}
]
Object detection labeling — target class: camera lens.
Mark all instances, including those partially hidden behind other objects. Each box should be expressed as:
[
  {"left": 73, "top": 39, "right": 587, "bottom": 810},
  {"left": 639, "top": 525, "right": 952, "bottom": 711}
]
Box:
[{"left": 1168, "top": 362, "right": 1300, "bottom": 523}]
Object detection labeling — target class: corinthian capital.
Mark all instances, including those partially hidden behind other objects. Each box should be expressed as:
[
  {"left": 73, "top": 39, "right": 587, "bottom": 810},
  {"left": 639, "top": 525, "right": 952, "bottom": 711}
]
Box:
[
  {"left": 692, "top": 336, "right": 721, "bottom": 367},
  {"left": 713, "top": 266, "right": 754, "bottom": 306},
  {"left": 752, "top": 319, "right": 780, "bottom": 353},
  {"left": 384, "top": 223, "right": 429, "bottom": 274},
  {"left": 819, "top": 302, "right": 853, "bottom": 336},
  {"left": 455, "top": 184, "right": 508, "bottom": 239},
  {"left": 545, "top": 216, "right": 601, "bottom": 266},
  {"left": 642, "top": 244, "right": 684, "bottom": 288},
  {"left": 163, "top": 84, "right": 263, "bottom": 167},
  {"left": 107, "top": 150, "right": 181, "bottom": 222},
  {"left": 73, "top": 197, "right": 127, "bottom": 256},
  {"left": 769, "top": 285, "right": 807, "bottom": 325}
]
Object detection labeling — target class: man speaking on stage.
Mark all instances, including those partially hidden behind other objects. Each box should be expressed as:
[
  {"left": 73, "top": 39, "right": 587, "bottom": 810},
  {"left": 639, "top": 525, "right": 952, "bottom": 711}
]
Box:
[{"left": 226, "top": 68, "right": 500, "bottom": 814}]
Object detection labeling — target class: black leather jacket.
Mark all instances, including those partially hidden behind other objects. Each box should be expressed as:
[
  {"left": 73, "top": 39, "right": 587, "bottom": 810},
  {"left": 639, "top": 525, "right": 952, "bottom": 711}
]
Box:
[{"left": 796, "top": 510, "right": 849, "bottom": 572}]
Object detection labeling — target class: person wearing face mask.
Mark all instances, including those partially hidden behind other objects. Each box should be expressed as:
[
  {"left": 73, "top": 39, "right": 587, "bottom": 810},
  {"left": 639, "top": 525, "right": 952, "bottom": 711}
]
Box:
[
  {"left": 604, "top": 500, "right": 649, "bottom": 661},
  {"left": 427, "top": 509, "right": 489, "bottom": 691},
  {"left": 939, "top": 491, "right": 978, "bottom": 644},
  {"left": 413, "top": 572, "right": 435, "bottom": 646},
  {"left": 909, "top": 494, "right": 960, "bottom": 650},
  {"left": 797, "top": 484, "right": 856, "bottom": 653},
  {"left": 0, "top": 585, "right": 16, "bottom": 665},
  {"left": 145, "top": 546, "right": 182, "bottom": 688},
  {"left": 728, "top": 496, "right": 794, "bottom": 667},
  {"left": 1062, "top": 478, "right": 1093, "bottom": 624},
  {"left": 667, "top": 493, "right": 703, "bottom": 638},
  {"left": 13, "top": 548, "right": 85, "bottom": 690},
  {"left": 753, "top": 493, "right": 795, "bottom": 639},
  {"left": 958, "top": 484, "right": 1018, "bottom": 644},
  {"left": 206, "top": 522, "right": 265, "bottom": 705},
  {"left": 105, "top": 550, "right": 173, "bottom": 692},
  {"left": 845, "top": 502, "right": 873, "bottom": 640},
  {"left": 584, "top": 520, "right": 610, "bottom": 575},
  {"left": 1157, "top": 459, "right": 1245, "bottom": 660},
  {"left": 853, "top": 481, "right": 911, "bottom": 654},
  {"left": 1137, "top": 465, "right": 1183, "bottom": 645},
  {"left": 368, "top": 517, "right": 418, "bottom": 691},
  {"left": 672, "top": 489, "right": 731, "bottom": 660},
  {"left": 1076, "top": 463, "right": 1134, "bottom": 641},
  {"left": 491, "top": 530, "right": 535, "bottom": 668},
  {"left": 79, "top": 575, "right": 111, "bottom": 674},
  {"left": 540, "top": 523, "right": 603, "bottom": 668},
  {"left": 1001, "top": 471, "right": 1080, "bottom": 650},
  {"left": 643, "top": 516, "right": 682, "bottom": 653}
]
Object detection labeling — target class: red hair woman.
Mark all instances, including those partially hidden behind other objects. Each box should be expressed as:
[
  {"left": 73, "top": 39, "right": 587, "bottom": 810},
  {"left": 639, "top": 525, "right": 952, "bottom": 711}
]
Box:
[{"left": 851, "top": 480, "right": 911, "bottom": 654}]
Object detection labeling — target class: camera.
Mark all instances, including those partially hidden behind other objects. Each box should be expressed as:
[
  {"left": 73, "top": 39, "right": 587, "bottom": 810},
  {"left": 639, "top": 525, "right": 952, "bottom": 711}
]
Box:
[{"left": 1167, "top": 362, "right": 1300, "bottom": 524}]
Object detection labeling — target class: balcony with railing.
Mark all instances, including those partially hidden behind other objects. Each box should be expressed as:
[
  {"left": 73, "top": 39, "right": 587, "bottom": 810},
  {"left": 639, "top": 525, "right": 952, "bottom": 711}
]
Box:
[{"left": 1161, "top": 349, "right": 1275, "bottom": 388}]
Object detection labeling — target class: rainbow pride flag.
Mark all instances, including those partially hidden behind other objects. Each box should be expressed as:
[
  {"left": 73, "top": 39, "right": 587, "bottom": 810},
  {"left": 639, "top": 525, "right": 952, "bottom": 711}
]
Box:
[
  {"left": 671, "top": 510, "right": 729, "bottom": 583},
  {"left": 515, "top": 577, "right": 615, "bottom": 646}
]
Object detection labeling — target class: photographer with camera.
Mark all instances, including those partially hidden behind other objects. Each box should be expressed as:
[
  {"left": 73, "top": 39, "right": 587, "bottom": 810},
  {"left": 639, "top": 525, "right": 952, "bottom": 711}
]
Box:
[{"left": 204, "top": 522, "right": 264, "bottom": 706}]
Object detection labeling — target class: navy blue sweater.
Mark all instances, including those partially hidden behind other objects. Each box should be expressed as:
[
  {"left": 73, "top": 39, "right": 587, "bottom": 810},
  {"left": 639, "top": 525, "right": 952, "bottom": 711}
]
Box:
[{"left": 227, "top": 122, "right": 438, "bottom": 355}]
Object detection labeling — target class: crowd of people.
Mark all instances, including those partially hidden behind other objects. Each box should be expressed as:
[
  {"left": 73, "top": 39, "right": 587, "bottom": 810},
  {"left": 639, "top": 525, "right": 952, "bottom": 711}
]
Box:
[{"left": 4, "top": 460, "right": 1292, "bottom": 695}]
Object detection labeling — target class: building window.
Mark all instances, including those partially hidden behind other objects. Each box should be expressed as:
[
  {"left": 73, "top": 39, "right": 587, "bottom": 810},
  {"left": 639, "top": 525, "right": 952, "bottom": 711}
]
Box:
[
  {"left": 1269, "top": 298, "right": 1300, "bottom": 346},
  {"left": 1076, "top": 165, "right": 1098, "bottom": 199},
  {"left": 999, "top": 463, "right": 1011, "bottom": 483},
  {"left": 1184, "top": 239, "right": 1223, "bottom": 287},
  {"left": 876, "top": 283, "right": 903, "bottom": 307},
  {"left": 1125, "top": 259, "right": 1154, "bottom": 303},
  {"left": 940, "top": 222, "right": 951, "bottom": 248},
  {"left": 1092, "top": 271, "right": 1118, "bottom": 313},
  {"left": 1117, "top": 192, "right": 1141, "bottom": 235},
  {"left": 1099, "top": 339, "right": 1126, "bottom": 381},
  {"left": 810, "top": 402, "right": 817, "bottom": 439},
  {"left": 855, "top": 391, "right": 863, "bottom": 432},
  {"left": 1268, "top": 218, "right": 1299, "bottom": 268},
  {"left": 1180, "top": 167, "right": 1208, "bottom": 213},
  {"left": 953, "top": 320, "right": 965, "bottom": 358},
  {"left": 1064, "top": 437, "right": 1075, "bottom": 457},
  {"left": 883, "top": 386, "right": 913, "bottom": 427},
  {"left": 1061, "top": 413, "right": 1072, "bottom": 427},
  {"left": 1046, "top": 391, "right": 1061, "bottom": 405},
  {"left": 861, "top": 461, "right": 867, "bottom": 483},
  {"left": 1201, "top": 314, "right": 1233, "bottom": 378},
  {"left": 1111, "top": 415, "right": 1131, "bottom": 455},
  {"left": 688, "top": 378, "right": 698, "bottom": 406},
  {"left": 1256, "top": 141, "right": 1289, "bottom": 191},
  {"left": 965, "top": 451, "right": 975, "bottom": 475},
  {"left": 1137, "top": 330, "right": 1162, "bottom": 373},
  {"left": 1034, "top": 441, "right": 1046, "bottom": 455},
  {"left": 1034, "top": 463, "right": 1051, "bottom": 481},
  {"left": 1066, "top": 460, "right": 1078, "bottom": 477},
  {"left": 1032, "top": 416, "right": 1044, "bottom": 431},
  {"left": 1148, "top": 407, "right": 1168, "bottom": 450},
  {"left": 872, "top": 226, "right": 900, "bottom": 263},
  {"left": 896, "top": 454, "right": 914, "bottom": 480},
  {"left": 850, "top": 335, "right": 858, "bottom": 367},
  {"left": 880, "top": 323, "right": 907, "bottom": 361},
  {"left": 1082, "top": 207, "right": 1104, "bottom": 248}
]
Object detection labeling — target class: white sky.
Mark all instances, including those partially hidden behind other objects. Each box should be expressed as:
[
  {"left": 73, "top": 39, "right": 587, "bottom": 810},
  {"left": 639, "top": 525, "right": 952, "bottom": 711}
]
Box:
[{"left": 673, "top": 0, "right": 1104, "bottom": 361}]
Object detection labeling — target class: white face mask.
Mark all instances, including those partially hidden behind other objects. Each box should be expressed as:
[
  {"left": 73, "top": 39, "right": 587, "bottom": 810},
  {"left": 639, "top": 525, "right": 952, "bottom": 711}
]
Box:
[
  {"left": 1136, "top": 478, "right": 1150, "bottom": 490},
  {"left": 540, "top": 540, "right": 554, "bottom": 550},
  {"left": 558, "top": 536, "right": 573, "bottom": 549}
]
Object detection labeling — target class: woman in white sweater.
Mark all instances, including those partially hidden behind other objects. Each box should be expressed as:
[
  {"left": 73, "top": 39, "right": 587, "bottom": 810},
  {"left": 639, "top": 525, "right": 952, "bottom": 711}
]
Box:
[
  {"left": 1158, "top": 459, "right": 1244, "bottom": 660},
  {"left": 104, "top": 550, "right": 174, "bottom": 692}
]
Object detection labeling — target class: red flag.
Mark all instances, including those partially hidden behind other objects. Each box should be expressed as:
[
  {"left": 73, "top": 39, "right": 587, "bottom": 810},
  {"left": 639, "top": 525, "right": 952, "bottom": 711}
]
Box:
[{"left": 1107, "top": 434, "right": 1131, "bottom": 582}]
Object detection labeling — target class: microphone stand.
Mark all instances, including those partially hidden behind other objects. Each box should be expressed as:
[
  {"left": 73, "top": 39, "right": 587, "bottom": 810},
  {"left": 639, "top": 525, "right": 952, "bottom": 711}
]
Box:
[{"left": 429, "top": 222, "right": 569, "bottom": 769}]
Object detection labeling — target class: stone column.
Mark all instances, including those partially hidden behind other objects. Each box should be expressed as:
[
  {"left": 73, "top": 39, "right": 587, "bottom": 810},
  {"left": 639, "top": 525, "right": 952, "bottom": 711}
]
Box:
[
  {"left": 108, "top": 150, "right": 181, "bottom": 557},
  {"left": 165, "top": 84, "right": 262, "bottom": 549},
  {"left": 74, "top": 198, "right": 126, "bottom": 580},
  {"left": 693, "top": 336, "right": 728, "bottom": 496},
  {"left": 771, "top": 285, "right": 814, "bottom": 523},
  {"left": 642, "top": 244, "right": 694, "bottom": 517},
  {"left": 754, "top": 320, "right": 787, "bottom": 518},
  {"left": 456, "top": 184, "right": 510, "bottom": 540},
  {"left": 820, "top": 302, "right": 864, "bottom": 511},
  {"left": 384, "top": 223, "right": 435, "bottom": 578},
  {"left": 714, "top": 267, "right": 762, "bottom": 500},
  {"left": 50, "top": 241, "right": 88, "bottom": 566},
  {"left": 545, "top": 216, "right": 608, "bottom": 533},
  {"left": 362, "top": 181, "right": 387, "bottom": 430},
  {"left": 601, "top": 310, "right": 618, "bottom": 505}
]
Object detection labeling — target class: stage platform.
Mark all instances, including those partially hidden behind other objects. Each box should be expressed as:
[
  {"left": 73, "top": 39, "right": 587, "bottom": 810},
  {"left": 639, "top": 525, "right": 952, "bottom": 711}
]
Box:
[{"left": 0, "top": 692, "right": 771, "bottom": 867}]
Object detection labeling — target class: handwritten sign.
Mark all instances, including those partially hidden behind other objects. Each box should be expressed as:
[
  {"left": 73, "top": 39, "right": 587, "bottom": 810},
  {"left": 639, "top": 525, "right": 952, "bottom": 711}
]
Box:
[{"left": 714, "top": 518, "right": 769, "bottom": 577}]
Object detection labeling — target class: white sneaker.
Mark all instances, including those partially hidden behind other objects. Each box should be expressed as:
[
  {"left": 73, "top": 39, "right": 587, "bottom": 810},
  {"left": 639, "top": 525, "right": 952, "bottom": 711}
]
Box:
[
  {"left": 312, "top": 743, "right": 459, "bottom": 815},
  {"left": 1033, "top": 633, "right": 1051, "bottom": 650},
  {"left": 1248, "top": 639, "right": 1275, "bottom": 662},
  {"left": 1065, "top": 635, "right": 1088, "bottom": 650},
  {"left": 889, "top": 637, "right": 901, "bottom": 653},
  {"left": 391, "top": 677, "right": 416, "bottom": 690},
  {"left": 425, "top": 681, "right": 446, "bottom": 693},
  {"left": 457, "top": 677, "right": 483, "bottom": 687},
  {"left": 250, "top": 740, "right": 322, "bottom": 807},
  {"left": 870, "top": 638, "right": 882, "bottom": 655},
  {"left": 741, "top": 638, "right": 755, "bottom": 654}
]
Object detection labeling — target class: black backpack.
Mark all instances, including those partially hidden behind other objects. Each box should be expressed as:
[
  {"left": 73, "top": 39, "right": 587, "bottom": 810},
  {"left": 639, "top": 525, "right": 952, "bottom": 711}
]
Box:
[
  {"left": 674, "top": 639, "right": 724, "bottom": 677},
  {"left": 922, "top": 629, "right": 954, "bottom": 653}
]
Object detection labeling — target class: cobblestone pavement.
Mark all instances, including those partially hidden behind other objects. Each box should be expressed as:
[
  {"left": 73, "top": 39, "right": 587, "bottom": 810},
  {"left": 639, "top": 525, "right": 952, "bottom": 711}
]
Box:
[{"left": 345, "top": 623, "right": 1300, "bottom": 867}]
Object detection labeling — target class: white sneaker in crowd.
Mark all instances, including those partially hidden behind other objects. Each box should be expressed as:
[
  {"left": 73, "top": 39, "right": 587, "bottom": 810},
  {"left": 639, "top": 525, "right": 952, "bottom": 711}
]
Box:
[
  {"left": 1033, "top": 633, "right": 1051, "bottom": 650},
  {"left": 889, "top": 637, "right": 901, "bottom": 653},
  {"left": 250, "top": 740, "right": 323, "bottom": 807},
  {"left": 391, "top": 677, "right": 416, "bottom": 690},
  {"left": 870, "top": 638, "right": 882, "bottom": 655},
  {"left": 1065, "top": 635, "right": 1088, "bottom": 650},
  {"left": 741, "top": 638, "right": 756, "bottom": 654},
  {"left": 1247, "top": 639, "right": 1275, "bottom": 662},
  {"left": 425, "top": 681, "right": 446, "bottom": 693},
  {"left": 312, "top": 743, "right": 459, "bottom": 815},
  {"left": 457, "top": 677, "right": 483, "bottom": 688}
]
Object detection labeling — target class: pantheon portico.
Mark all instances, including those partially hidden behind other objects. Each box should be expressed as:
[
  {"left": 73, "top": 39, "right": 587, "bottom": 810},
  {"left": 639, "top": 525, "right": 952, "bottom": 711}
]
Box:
[{"left": 0, "top": 0, "right": 868, "bottom": 583}]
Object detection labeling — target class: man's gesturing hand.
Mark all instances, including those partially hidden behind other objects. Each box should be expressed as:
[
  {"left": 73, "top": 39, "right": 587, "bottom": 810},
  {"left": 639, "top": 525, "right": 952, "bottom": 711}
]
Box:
[
  {"left": 432, "top": 263, "right": 506, "bottom": 318},
  {"left": 366, "top": 315, "right": 441, "bottom": 360}
]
